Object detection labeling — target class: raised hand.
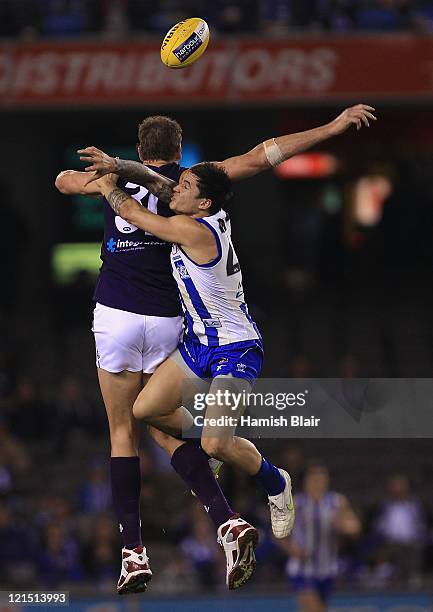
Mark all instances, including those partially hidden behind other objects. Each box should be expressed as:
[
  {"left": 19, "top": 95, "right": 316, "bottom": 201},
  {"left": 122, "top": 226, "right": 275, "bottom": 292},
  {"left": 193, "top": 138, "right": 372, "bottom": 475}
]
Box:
[
  {"left": 77, "top": 146, "right": 118, "bottom": 176},
  {"left": 329, "top": 104, "right": 377, "bottom": 136}
]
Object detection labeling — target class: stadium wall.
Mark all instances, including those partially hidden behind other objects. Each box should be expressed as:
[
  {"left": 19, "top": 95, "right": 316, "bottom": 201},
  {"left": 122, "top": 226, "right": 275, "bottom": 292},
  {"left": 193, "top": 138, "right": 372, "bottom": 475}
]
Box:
[{"left": 1, "top": 36, "right": 433, "bottom": 108}]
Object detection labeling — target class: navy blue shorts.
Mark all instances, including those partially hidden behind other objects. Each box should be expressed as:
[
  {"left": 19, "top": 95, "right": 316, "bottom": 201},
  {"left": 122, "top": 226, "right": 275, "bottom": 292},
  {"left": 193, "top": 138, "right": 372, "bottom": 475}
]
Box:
[
  {"left": 177, "top": 335, "right": 263, "bottom": 383},
  {"left": 290, "top": 576, "right": 335, "bottom": 602}
]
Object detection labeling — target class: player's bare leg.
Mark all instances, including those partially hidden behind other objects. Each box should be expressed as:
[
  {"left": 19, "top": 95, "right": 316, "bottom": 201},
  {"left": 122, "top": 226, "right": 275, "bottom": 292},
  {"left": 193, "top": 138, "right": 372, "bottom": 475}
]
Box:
[
  {"left": 98, "top": 368, "right": 143, "bottom": 457},
  {"left": 200, "top": 376, "right": 262, "bottom": 474},
  {"left": 200, "top": 376, "right": 295, "bottom": 539},
  {"left": 134, "top": 363, "right": 294, "bottom": 537},
  {"left": 147, "top": 426, "right": 184, "bottom": 455},
  {"left": 132, "top": 357, "right": 197, "bottom": 433},
  {"left": 148, "top": 427, "right": 257, "bottom": 589},
  {"left": 133, "top": 362, "right": 259, "bottom": 589},
  {"left": 98, "top": 368, "right": 152, "bottom": 594}
]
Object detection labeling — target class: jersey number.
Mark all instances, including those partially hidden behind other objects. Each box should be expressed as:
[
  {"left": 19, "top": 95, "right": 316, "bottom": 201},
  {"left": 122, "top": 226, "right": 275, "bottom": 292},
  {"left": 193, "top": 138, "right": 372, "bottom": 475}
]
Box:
[
  {"left": 125, "top": 182, "right": 158, "bottom": 236},
  {"left": 226, "top": 243, "right": 240, "bottom": 276}
]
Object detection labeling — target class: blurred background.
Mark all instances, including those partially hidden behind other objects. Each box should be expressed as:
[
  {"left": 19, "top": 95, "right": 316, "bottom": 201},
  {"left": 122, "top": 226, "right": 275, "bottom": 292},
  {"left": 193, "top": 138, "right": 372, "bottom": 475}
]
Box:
[{"left": 0, "top": 1, "right": 432, "bottom": 610}]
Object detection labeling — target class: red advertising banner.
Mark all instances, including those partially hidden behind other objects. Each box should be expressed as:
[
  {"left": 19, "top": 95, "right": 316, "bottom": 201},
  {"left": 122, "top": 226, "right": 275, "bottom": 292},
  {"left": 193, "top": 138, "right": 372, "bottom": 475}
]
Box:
[{"left": 1, "top": 36, "right": 433, "bottom": 107}]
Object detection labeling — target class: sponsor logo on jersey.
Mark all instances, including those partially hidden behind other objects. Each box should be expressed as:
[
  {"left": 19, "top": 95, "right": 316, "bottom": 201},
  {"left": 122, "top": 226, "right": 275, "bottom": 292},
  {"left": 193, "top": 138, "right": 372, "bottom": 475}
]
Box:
[
  {"left": 115, "top": 215, "right": 139, "bottom": 234},
  {"left": 173, "top": 32, "right": 203, "bottom": 62},
  {"left": 203, "top": 318, "right": 222, "bottom": 328},
  {"left": 218, "top": 218, "right": 227, "bottom": 233},
  {"left": 236, "top": 363, "right": 247, "bottom": 373},
  {"left": 107, "top": 238, "right": 117, "bottom": 253},
  {"left": 177, "top": 264, "right": 190, "bottom": 279},
  {"left": 106, "top": 237, "right": 165, "bottom": 253},
  {"left": 107, "top": 238, "right": 143, "bottom": 251},
  {"left": 216, "top": 358, "right": 229, "bottom": 372}
]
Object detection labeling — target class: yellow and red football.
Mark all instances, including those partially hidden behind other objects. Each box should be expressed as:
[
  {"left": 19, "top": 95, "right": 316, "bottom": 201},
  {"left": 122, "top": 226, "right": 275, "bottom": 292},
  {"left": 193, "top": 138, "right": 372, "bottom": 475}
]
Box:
[{"left": 160, "top": 18, "right": 210, "bottom": 69}]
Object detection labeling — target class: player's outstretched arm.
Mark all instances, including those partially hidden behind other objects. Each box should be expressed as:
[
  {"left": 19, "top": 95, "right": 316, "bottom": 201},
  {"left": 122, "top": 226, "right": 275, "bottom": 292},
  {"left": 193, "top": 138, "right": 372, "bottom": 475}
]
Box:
[
  {"left": 77, "top": 146, "right": 177, "bottom": 203},
  {"left": 55, "top": 170, "right": 102, "bottom": 196},
  {"left": 95, "top": 174, "right": 206, "bottom": 248},
  {"left": 220, "top": 104, "right": 377, "bottom": 181}
]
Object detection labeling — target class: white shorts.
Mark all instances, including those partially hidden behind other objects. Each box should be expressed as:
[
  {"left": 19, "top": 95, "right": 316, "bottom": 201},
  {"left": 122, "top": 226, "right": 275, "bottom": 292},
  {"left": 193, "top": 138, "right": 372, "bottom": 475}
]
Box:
[{"left": 92, "top": 303, "right": 183, "bottom": 374}]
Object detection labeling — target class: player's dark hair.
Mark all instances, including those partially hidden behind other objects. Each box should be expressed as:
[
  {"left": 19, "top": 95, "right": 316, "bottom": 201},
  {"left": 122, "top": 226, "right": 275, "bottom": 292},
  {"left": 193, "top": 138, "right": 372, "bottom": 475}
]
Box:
[
  {"left": 137, "top": 115, "right": 182, "bottom": 162},
  {"left": 304, "top": 461, "right": 329, "bottom": 476},
  {"left": 189, "top": 162, "right": 233, "bottom": 214}
]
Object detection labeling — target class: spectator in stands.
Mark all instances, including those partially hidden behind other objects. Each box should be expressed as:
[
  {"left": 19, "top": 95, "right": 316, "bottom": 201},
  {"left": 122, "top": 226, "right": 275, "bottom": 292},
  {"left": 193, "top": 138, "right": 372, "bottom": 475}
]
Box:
[
  {"left": 81, "top": 514, "right": 118, "bottom": 591},
  {"left": 156, "top": 550, "right": 198, "bottom": 594},
  {"left": 356, "top": 0, "right": 415, "bottom": 31},
  {"left": 0, "top": 0, "right": 431, "bottom": 37},
  {"left": 181, "top": 508, "right": 220, "bottom": 590},
  {"left": 0, "top": 420, "right": 31, "bottom": 493},
  {"left": 40, "top": 0, "right": 100, "bottom": 37},
  {"left": 205, "top": 0, "right": 259, "bottom": 33},
  {"left": 141, "top": 0, "right": 195, "bottom": 32},
  {"left": 260, "top": 0, "right": 291, "bottom": 33},
  {"left": 0, "top": 502, "right": 37, "bottom": 587},
  {"left": 290, "top": 0, "right": 345, "bottom": 29},
  {"left": 413, "top": 1, "right": 433, "bottom": 31},
  {"left": 0, "top": 0, "right": 40, "bottom": 39},
  {"left": 38, "top": 522, "right": 83, "bottom": 586},
  {"left": 79, "top": 458, "right": 112, "bottom": 514},
  {"left": 4, "top": 378, "right": 51, "bottom": 440},
  {"left": 101, "top": 0, "right": 128, "bottom": 37},
  {"left": 54, "top": 375, "right": 103, "bottom": 445},
  {"left": 35, "top": 495, "right": 74, "bottom": 531}
]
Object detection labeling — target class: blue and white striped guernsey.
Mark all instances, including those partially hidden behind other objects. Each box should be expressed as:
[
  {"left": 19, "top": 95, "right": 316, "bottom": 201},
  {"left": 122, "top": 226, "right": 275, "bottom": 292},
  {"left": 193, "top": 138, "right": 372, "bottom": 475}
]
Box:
[
  {"left": 287, "top": 492, "right": 341, "bottom": 579},
  {"left": 170, "top": 211, "right": 261, "bottom": 347}
]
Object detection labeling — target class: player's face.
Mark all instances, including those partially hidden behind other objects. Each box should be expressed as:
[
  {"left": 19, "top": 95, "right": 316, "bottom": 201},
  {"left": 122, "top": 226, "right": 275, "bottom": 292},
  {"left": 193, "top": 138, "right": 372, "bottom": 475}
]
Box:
[
  {"left": 304, "top": 468, "right": 330, "bottom": 497},
  {"left": 170, "top": 171, "right": 208, "bottom": 215}
]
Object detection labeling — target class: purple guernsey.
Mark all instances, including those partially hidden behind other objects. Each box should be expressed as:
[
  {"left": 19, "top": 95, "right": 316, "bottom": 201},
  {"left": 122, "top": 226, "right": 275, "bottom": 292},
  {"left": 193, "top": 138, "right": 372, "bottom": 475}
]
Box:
[{"left": 94, "top": 163, "right": 186, "bottom": 316}]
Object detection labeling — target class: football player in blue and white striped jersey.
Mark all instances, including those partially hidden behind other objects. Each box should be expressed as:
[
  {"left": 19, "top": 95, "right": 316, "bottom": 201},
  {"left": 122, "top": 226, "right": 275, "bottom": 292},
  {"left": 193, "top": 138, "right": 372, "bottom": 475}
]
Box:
[{"left": 286, "top": 463, "right": 360, "bottom": 611}]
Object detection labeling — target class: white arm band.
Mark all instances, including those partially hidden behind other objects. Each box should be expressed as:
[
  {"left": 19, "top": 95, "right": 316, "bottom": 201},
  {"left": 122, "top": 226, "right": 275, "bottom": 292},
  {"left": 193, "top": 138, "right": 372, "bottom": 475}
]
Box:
[{"left": 263, "top": 138, "right": 285, "bottom": 167}]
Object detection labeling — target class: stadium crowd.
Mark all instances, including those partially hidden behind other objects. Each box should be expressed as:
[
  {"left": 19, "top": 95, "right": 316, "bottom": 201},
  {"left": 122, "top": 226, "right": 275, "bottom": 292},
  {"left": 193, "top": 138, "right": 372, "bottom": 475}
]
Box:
[
  {"left": 0, "top": 360, "right": 432, "bottom": 594},
  {"left": 1, "top": 0, "right": 433, "bottom": 39}
]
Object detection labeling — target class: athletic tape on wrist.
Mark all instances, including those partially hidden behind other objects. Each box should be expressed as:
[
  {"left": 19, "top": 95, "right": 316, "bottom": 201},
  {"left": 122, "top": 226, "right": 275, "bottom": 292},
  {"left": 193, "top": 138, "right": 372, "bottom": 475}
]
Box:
[{"left": 263, "top": 138, "right": 285, "bottom": 167}]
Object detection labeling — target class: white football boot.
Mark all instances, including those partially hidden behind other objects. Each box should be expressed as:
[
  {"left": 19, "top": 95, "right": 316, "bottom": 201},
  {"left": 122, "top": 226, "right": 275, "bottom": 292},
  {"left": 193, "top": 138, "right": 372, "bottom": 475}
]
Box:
[
  {"left": 217, "top": 515, "right": 258, "bottom": 589},
  {"left": 268, "top": 468, "right": 295, "bottom": 538},
  {"left": 117, "top": 545, "right": 152, "bottom": 595}
]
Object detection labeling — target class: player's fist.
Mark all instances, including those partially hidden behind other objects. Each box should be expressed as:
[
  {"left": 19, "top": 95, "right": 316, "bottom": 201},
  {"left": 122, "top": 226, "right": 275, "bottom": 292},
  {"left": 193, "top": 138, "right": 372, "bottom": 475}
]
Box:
[{"left": 329, "top": 104, "right": 377, "bottom": 136}]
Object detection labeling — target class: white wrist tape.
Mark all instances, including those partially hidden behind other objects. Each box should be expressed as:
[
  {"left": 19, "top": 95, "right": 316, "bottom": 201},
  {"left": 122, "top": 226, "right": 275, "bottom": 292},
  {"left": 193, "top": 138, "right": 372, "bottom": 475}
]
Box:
[{"left": 263, "top": 138, "right": 285, "bottom": 167}]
